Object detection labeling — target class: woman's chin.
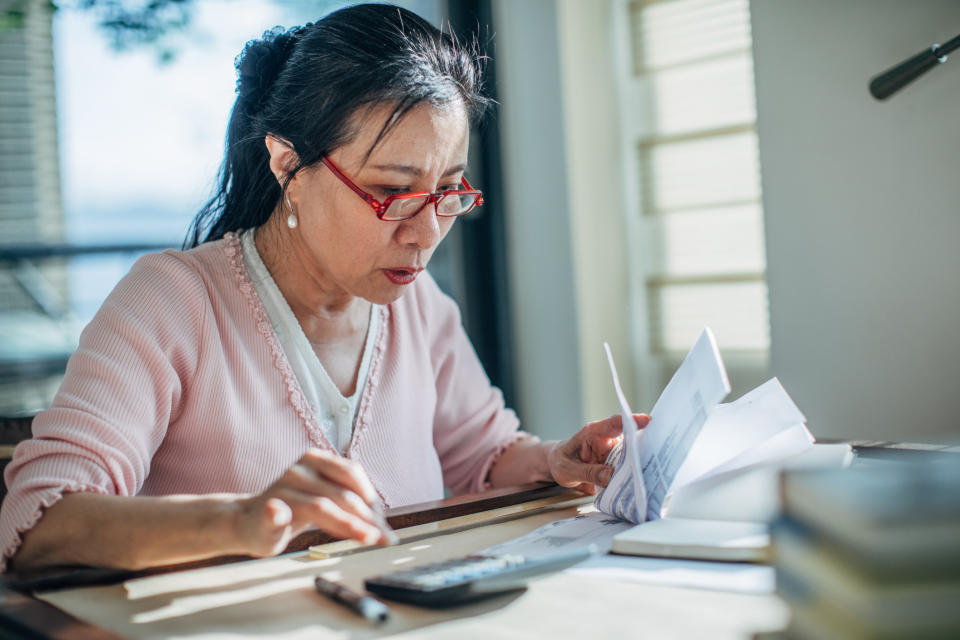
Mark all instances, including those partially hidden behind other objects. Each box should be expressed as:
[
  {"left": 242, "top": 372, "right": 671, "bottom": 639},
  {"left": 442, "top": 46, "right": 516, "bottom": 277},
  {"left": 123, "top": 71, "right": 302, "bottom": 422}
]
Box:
[{"left": 363, "top": 284, "right": 410, "bottom": 306}]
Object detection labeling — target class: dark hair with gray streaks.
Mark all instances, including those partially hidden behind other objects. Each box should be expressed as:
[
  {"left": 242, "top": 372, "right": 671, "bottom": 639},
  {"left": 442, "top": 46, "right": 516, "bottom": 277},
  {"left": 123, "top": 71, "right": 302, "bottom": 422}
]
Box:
[{"left": 185, "top": 3, "right": 490, "bottom": 248}]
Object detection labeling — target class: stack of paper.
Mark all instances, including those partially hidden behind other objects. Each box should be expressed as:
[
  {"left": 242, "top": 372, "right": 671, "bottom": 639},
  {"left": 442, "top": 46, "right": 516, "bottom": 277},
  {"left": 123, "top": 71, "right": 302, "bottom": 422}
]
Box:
[{"left": 595, "top": 328, "right": 851, "bottom": 562}]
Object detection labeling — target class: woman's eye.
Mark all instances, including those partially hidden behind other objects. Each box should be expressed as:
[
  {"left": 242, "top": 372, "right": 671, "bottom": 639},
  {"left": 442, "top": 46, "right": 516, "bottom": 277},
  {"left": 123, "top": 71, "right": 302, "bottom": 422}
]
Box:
[
  {"left": 440, "top": 184, "right": 460, "bottom": 192},
  {"left": 379, "top": 186, "right": 410, "bottom": 197}
]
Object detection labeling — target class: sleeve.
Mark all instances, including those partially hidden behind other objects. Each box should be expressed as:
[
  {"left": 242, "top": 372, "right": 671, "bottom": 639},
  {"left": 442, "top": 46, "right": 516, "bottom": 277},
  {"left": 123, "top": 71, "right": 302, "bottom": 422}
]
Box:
[
  {"left": 418, "top": 275, "right": 537, "bottom": 495},
  {"left": 0, "top": 251, "right": 208, "bottom": 569}
]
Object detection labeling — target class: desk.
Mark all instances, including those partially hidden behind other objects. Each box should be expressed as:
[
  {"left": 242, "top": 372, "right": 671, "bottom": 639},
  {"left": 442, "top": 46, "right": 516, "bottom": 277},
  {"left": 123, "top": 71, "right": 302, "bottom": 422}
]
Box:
[
  {"left": 4, "top": 443, "right": 954, "bottom": 639},
  {"left": 0, "top": 487, "right": 787, "bottom": 639}
]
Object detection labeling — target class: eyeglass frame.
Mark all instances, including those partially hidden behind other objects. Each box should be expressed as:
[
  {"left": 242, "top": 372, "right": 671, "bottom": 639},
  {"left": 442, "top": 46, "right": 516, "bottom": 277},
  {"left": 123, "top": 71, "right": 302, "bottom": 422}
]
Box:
[{"left": 320, "top": 156, "right": 484, "bottom": 221}]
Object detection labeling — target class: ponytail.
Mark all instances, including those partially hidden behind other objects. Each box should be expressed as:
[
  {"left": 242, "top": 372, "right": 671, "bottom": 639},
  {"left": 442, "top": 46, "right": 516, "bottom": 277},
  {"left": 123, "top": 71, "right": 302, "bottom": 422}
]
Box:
[{"left": 184, "top": 27, "right": 302, "bottom": 248}]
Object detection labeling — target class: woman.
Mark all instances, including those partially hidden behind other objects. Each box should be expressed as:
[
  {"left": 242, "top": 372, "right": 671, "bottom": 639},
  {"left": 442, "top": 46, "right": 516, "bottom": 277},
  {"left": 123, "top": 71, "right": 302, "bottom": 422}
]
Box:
[{"left": 0, "top": 4, "right": 646, "bottom": 572}]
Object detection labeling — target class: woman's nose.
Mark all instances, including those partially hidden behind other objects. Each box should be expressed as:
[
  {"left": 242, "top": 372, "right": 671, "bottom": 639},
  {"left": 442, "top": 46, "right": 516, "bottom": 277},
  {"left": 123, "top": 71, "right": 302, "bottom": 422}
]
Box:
[{"left": 396, "top": 203, "right": 444, "bottom": 250}]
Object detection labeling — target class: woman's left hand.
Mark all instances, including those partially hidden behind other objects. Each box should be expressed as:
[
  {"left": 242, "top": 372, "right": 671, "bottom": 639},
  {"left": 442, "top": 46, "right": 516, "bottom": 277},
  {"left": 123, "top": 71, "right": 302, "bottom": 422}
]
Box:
[{"left": 546, "top": 413, "right": 650, "bottom": 495}]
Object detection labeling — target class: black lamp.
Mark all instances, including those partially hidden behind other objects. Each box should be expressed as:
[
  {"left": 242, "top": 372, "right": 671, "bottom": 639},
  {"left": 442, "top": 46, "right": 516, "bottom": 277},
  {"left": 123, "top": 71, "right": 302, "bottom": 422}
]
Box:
[{"left": 869, "top": 33, "right": 960, "bottom": 100}]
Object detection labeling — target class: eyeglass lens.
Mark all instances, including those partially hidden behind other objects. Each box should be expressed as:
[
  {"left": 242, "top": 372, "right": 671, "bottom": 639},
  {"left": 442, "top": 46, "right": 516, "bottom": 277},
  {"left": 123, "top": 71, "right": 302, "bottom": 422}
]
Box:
[{"left": 382, "top": 193, "right": 480, "bottom": 220}]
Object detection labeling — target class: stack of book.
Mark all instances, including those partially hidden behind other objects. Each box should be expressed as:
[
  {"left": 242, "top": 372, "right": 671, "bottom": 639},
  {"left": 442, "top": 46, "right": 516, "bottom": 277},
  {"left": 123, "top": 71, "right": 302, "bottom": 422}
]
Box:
[{"left": 773, "top": 462, "right": 960, "bottom": 639}]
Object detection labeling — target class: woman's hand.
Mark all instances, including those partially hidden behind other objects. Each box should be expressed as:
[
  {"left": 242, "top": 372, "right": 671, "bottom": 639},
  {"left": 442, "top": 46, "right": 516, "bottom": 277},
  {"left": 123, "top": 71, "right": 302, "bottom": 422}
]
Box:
[
  {"left": 547, "top": 414, "right": 650, "bottom": 495},
  {"left": 234, "top": 449, "right": 396, "bottom": 557}
]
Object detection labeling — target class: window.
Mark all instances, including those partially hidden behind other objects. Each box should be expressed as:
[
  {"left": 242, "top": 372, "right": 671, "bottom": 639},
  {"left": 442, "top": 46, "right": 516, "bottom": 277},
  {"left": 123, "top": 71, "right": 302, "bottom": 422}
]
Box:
[{"left": 617, "top": 0, "right": 770, "bottom": 399}]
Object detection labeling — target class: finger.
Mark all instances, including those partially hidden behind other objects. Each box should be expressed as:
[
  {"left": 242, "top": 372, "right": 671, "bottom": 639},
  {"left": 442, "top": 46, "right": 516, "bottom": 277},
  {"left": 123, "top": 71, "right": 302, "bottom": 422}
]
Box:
[
  {"left": 558, "top": 458, "right": 614, "bottom": 488},
  {"left": 582, "top": 413, "right": 648, "bottom": 445},
  {"left": 582, "top": 415, "right": 646, "bottom": 461},
  {"left": 300, "top": 450, "right": 378, "bottom": 505},
  {"left": 366, "top": 506, "right": 399, "bottom": 546},
  {"left": 561, "top": 416, "right": 622, "bottom": 460},
  {"left": 266, "top": 497, "right": 293, "bottom": 528},
  {"left": 335, "top": 490, "right": 397, "bottom": 544},
  {"left": 276, "top": 465, "right": 382, "bottom": 529},
  {"left": 243, "top": 498, "right": 294, "bottom": 558},
  {"left": 311, "top": 496, "right": 387, "bottom": 544},
  {"left": 592, "top": 463, "right": 615, "bottom": 487},
  {"left": 576, "top": 482, "right": 597, "bottom": 496},
  {"left": 275, "top": 465, "right": 395, "bottom": 543},
  {"left": 276, "top": 488, "right": 385, "bottom": 545},
  {"left": 584, "top": 414, "right": 627, "bottom": 438},
  {"left": 582, "top": 434, "right": 622, "bottom": 464},
  {"left": 262, "top": 498, "right": 294, "bottom": 553}
]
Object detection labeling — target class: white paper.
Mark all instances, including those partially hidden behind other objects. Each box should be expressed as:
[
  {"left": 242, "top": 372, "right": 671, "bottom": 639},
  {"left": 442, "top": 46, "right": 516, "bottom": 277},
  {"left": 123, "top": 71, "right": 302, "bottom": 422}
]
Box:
[
  {"left": 566, "top": 554, "right": 775, "bottom": 595},
  {"left": 594, "top": 343, "right": 648, "bottom": 522},
  {"left": 476, "top": 511, "right": 633, "bottom": 560},
  {"left": 672, "top": 378, "right": 811, "bottom": 489},
  {"left": 665, "top": 443, "right": 854, "bottom": 523},
  {"left": 666, "top": 466, "right": 783, "bottom": 523},
  {"left": 596, "top": 328, "right": 730, "bottom": 522}
]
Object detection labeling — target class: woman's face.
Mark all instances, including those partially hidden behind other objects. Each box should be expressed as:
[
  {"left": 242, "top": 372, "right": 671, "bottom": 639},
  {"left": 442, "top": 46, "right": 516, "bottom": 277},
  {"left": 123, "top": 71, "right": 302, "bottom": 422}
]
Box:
[{"left": 286, "top": 101, "right": 470, "bottom": 306}]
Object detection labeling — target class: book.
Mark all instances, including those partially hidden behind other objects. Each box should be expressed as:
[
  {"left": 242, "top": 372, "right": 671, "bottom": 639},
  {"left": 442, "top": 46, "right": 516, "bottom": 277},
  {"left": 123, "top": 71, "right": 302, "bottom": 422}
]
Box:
[
  {"left": 610, "top": 517, "right": 769, "bottom": 562},
  {"left": 595, "top": 328, "right": 851, "bottom": 561},
  {"left": 774, "top": 464, "right": 960, "bottom": 639},
  {"left": 778, "top": 464, "right": 960, "bottom": 575},
  {"left": 772, "top": 462, "right": 960, "bottom": 639},
  {"left": 774, "top": 519, "right": 960, "bottom": 636}
]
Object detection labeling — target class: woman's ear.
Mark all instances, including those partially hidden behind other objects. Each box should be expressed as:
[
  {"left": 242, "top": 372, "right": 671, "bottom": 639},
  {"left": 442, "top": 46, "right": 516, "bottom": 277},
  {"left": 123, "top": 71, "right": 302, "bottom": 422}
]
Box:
[{"left": 264, "top": 135, "right": 299, "bottom": 185}]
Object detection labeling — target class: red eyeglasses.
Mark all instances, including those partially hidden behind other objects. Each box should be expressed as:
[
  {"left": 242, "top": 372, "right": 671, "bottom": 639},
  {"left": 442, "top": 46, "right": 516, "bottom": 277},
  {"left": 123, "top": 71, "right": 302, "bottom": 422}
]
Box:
[{"left": 321, "top": 156, "right": 484, "bottom": 221}]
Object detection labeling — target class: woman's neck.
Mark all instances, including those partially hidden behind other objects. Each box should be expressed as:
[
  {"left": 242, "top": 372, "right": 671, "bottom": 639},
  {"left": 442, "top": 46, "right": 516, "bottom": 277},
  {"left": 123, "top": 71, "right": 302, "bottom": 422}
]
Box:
[{"left": 253, "top": 214, "right": 370, "bottom": 339}]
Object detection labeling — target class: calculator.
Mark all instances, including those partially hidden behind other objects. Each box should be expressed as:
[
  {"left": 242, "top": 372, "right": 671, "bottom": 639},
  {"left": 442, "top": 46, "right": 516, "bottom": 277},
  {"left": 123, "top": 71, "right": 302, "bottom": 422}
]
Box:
[{"left": 363, "top": 547, "right": 594, "bottom": 607}]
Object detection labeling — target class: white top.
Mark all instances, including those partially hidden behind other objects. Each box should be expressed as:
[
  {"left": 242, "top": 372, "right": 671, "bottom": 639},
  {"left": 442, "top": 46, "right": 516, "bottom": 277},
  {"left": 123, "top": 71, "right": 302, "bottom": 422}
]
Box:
[{"left": 239, "top": 229, "right": 380, "bottom": 454}]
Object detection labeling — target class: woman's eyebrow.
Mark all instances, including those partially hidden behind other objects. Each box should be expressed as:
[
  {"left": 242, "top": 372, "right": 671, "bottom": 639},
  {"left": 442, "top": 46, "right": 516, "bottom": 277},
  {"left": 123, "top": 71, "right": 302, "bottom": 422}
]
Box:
[{"left": 370, "top": 163, "right": 467, "bottom": 177}]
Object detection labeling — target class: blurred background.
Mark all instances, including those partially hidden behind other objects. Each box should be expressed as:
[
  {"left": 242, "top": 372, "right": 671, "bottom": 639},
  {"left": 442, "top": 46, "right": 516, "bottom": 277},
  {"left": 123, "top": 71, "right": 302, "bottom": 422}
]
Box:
[{"left": 1, "top": 0, "right": 957, "bottom": 445}]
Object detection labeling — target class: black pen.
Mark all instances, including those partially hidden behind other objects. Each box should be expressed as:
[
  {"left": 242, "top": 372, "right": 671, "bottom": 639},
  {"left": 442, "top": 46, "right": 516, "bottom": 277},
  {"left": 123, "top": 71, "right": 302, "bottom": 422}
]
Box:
[{"left": 314, "top": 576, "right": 390, "bottom": 624}]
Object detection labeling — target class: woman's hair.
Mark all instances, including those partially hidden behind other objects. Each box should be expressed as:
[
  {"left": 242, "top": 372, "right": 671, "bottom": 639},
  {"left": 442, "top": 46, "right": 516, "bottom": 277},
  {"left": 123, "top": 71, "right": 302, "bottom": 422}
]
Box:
[{"left": 184, "top": 3, "right": 490, "bottom": 247}]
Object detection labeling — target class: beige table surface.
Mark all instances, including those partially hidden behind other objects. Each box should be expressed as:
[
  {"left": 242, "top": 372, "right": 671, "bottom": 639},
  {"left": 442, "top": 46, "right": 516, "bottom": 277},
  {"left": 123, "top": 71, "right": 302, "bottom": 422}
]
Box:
[{"left": 38, "top": 501, "right": 788, "bottom": 639}]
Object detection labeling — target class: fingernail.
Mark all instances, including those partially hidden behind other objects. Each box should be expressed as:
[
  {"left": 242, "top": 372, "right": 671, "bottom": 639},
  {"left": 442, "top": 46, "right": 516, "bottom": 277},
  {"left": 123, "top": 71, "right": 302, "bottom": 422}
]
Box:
[
  {"left": 382, "top": 528, "right": 400, "bottom": 546},
  {"left": 600, "top": 468, "right": 613, "bottom": 485},
  {"left": 373, "top": 514, "right": 399, "bottom": 545}
]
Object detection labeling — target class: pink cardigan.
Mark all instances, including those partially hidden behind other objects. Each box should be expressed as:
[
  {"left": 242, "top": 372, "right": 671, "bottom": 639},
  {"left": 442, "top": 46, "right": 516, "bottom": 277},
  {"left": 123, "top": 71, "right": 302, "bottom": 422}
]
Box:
[{"left": 0, "top": 233, "right": 527, "bottom": 567}]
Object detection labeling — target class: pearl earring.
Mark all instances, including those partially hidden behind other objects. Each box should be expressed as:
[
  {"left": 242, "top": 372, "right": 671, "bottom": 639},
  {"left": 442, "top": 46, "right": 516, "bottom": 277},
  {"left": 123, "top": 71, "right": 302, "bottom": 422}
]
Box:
[{"left": 285, "top": 193, "right": 297, "bottom": 229}]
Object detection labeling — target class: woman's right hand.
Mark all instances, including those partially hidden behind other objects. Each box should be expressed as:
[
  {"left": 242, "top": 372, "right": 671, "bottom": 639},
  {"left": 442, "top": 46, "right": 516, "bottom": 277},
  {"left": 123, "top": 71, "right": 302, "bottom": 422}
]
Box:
[{"left": 234, "top": 449, "right": 396, "bottom": 557}]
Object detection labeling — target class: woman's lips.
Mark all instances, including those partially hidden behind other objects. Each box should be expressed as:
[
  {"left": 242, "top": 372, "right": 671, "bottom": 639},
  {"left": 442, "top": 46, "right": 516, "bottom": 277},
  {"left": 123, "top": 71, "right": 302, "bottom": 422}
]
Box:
[{"left": 383, "top": 268, "right": 422, "bottom": 285}]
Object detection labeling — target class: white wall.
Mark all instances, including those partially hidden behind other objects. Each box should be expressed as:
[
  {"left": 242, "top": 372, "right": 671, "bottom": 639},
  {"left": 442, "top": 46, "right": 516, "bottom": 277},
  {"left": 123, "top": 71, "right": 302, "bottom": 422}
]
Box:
[
  {"left": 556, "top": 0, "right": 635, "bottom": 424},
  {"left": 493, "top": 0, "right": 583, "bottom": 439},
  {"left": 752, "top": 1, "right": 960, "bottom": 442}
]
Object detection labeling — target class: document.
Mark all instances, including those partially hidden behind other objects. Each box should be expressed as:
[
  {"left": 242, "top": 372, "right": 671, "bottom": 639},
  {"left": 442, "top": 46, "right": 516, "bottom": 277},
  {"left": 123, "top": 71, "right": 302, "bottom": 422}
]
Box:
[
  {"left": 595, "top": 328, "right": 730, "bottom": 523},
  {"left": 484, "top": 328, "right": 846, "bottom": 567},
  {"left": 588, "top": 327, "right": 852, "bottom": 562},
  {"left": 475, "top": 510, "right": 776, "bottom": 594},
  {"left": 477, "top": 510, "right": 633, "bottom": 560},
  {"left": 670, "top": 378, "right": 811, "bottom": 491}
]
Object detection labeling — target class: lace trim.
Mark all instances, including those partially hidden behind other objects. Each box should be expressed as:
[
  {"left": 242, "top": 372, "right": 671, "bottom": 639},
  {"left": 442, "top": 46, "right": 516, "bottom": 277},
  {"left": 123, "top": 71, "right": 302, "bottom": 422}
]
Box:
[
  {"left": 2, "top": 484, "right": 110, "bottom": 572},
  {"left": 224, "top": 232, "right": 391, "bottom": 507},
  {"left": 347, "top": 304, "right": 390, "bottom": 508},
  {"left": 479, "top": 431, "right": 540, "bottom": 491},
  {"left": 223, "top": 232, "right": 333, "bottom": 452}
]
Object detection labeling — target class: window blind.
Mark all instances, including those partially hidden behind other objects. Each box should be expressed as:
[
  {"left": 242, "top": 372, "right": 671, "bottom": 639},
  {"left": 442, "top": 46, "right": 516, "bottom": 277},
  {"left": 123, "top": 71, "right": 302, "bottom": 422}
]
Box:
[{"left": 621, "top": 0, "right": 770, "bottom": 395}]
